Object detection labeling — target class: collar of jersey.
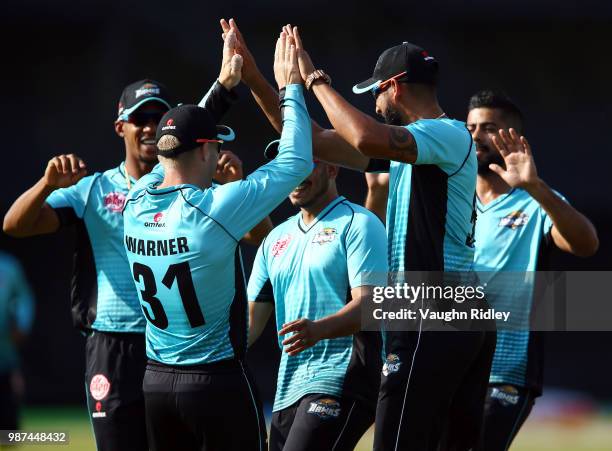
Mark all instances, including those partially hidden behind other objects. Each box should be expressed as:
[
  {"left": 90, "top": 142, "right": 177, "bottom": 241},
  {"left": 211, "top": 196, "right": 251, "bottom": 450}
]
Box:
[
  {"left": 297, "top": 196, "right": 345, "bottom": 234},
  {"left": 146, "top": 183, "right": 203, "bottom": 195},
  {"left": 476, "top": 188, "right": 517, "bottom": 213},
  {"left": 119, "top": 162, "right": 137, "bottom": 187}
]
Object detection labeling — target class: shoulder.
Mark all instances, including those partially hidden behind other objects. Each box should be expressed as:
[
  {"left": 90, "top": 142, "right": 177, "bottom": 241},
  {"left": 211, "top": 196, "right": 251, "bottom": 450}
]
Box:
[{"left": 339, "top": 200, "right": 385, "bottom": 232}]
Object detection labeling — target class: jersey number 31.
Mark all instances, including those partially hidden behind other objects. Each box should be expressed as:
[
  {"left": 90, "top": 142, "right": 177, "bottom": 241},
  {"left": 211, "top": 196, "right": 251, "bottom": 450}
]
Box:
[{"left": 132, "top": 262, "right": 205, "bottom": 329}]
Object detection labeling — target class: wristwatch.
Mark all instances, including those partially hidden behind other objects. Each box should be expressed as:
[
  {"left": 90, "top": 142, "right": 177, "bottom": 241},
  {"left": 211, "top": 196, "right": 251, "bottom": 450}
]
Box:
[{"left": 305, "top": 70, "right": 332, "bottom": 91}]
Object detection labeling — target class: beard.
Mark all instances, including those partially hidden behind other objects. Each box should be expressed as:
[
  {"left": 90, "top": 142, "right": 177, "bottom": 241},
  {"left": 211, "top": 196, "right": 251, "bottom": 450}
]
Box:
[
  {"left": 477, "top": 145, "right": 506, "bottom": 175},
  {"left": 291, "top": 176, "right": 330, "bottom": 209},
  {"left": 382, "top": 106, "right": 404, "bottom": 126}
]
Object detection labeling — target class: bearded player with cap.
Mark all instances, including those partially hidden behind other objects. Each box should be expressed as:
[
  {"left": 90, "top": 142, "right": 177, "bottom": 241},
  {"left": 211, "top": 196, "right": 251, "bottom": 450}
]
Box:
[
  {"left": 122, "top": 30, "right": 312, "bottom": 451},
  {"left": 2, "top": 30, "right": 257, "bottom": 451}
]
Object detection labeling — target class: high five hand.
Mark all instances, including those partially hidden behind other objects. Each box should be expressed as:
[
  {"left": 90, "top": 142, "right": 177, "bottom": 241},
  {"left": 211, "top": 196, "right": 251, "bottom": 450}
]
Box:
[{"left": 491, "top": 128, "right": 539, "bottom": 190}]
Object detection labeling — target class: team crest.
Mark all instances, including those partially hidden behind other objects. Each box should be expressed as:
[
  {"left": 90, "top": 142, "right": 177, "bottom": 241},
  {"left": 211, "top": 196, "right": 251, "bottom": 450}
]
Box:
[
  {"left": 272, "top": 235, "right": 292, "bottom": 257},
  {"left": 382, "top": 354, "right": 402, "bottom": 376},
  {"left": 312, "top": 227, "right": 337, "bottom": 245},
  {"left": 499, "top": 211, "right": 529, "bottom": 229},
  {"left": 104, "top": 192, "right": 126, "bottom": 213},
  {"left": 490, "top": 385, "right": 520, "bottom": 407},
  {"left": 307, "top": 398, "right": 341, "bottom": 419}
]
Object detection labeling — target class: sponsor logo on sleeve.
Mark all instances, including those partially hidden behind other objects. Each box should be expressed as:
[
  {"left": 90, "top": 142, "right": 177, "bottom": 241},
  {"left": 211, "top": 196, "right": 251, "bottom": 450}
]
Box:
[
  {"left": 490, "top": 385, "right": 520, "bottom": 407},
  {"left": 312, "top": 227, "right": 337, "bottom": 245},
  {"left": 382, "top": 353, "right": 402, "bottom": 376},
  {"left": 306, "top": 398, "right": 341, "bottom": 419},
  {"left": 499, "top": 211, "right": 529, "bottom": 229},
  {"left": 272, "top": 235, "right": 292, "bottom": 257}
]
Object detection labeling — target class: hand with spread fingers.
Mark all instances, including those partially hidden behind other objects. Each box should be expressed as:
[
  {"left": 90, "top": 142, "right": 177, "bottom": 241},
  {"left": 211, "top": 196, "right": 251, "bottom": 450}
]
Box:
[
  {"left": 273, "top": 30, "right": 302, "bottom": 90},
  {"left": 220, "top": 18, "right": 259, "bottom": 86},
  {"left": 282, "top": 25, "right": 316, "bottom": 83},
  {"left": 44, "top": 154, "right": 87, "bottom": 189},
  {"left": 490, "top": 128, "right": 539, "bottom": 190},
  {"left": 215, "top": 150, "right": 243, "bottom": 184},
  {"left": 278, "top": 318, "right": 324, "bottom": 356},
  {"left": 218, "top": 27, "right": 243, "bottom": 91}
]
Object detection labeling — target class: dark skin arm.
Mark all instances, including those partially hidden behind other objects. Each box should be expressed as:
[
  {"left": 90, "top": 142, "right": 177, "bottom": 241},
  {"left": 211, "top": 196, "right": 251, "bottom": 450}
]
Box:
[{"left": 220, "top": 19, "right": 371, "bottom": 171}]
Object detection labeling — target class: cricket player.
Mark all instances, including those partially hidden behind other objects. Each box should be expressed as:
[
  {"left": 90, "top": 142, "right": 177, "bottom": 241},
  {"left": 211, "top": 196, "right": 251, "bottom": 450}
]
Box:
[
  {"left": 122, "top": 30, "right": 312, "bottom": 451},
  {"left": 467, "top": 90, "right": 598, "bottom": 450},
  {"left": 247, "top": 142, "right": 388, "bottom": 451},
  {"left": 1, "top": 33, "right": 254, "bottom": 450},
  {"left": 0, "top": 252, "right": 35, "bottom": 431}
]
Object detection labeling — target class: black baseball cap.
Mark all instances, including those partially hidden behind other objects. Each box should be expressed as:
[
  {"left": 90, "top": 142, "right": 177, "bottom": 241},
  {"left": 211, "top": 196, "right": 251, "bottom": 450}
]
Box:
[
  {"left": 353, "top": 42, "right": 438, "bottom": 94},
  {"left": 117, "top": 79, "right": 172, "bottom": 120},
  {"left": 155, "top": 104, "right": 235, "bottom": 157}
]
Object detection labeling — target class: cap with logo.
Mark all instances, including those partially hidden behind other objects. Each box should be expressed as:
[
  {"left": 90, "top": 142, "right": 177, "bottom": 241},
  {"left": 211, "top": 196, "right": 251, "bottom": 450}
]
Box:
[
  {"left": 117, "top": 79, "right": 172, "bottom": 121},
  {"left": 353, "top": 42, "right": 438, "bottom": 94},
  {"left": 155, "top": 104, "right": 235, "bottom": 157}
]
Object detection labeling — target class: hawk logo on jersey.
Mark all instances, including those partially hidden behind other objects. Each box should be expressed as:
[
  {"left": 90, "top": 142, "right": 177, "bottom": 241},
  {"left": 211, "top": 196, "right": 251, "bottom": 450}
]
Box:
[
  {"left": 307, "top": 399, "right": 341, "bottom": 419},
  {"left": 312, "top": 227, "right": 337, "bottom": 245},
  {"left": 382, "top": 353, "right": 402, "bottom": 376},
  {"left": 135, "top": 83, "right": 160, "bottom": 98},
  {"left": 104, "top": 192, "right": 126, "bottom": 213},
  {"left": 490, "top": 385, "right": 520, "bottom": 407},
  {"left": 272, "top": 235, "right": 292, "bottom": 257},
  {"left": 90, "top": 374, "right": 111, "bottom": 401},
  {"left": 499, "top": 211, "right": 529, "bottom": 229}
]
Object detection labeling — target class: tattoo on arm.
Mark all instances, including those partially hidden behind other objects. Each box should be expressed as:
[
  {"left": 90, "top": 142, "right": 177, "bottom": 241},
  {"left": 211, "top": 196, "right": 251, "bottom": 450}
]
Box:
[{"left": 388, "top": 126, "right": 417, "bottom": 162}]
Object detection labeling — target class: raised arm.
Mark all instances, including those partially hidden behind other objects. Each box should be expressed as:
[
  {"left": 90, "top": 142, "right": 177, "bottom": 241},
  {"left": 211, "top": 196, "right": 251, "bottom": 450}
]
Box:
[
  {"left": 220, "top": 19, "right": 370, "bottom": 171},
  {"left": 491, "top": 129, "right": 599, "bottom": 257},
  {"left": 364, "top": 173, "right": 389, "bottom": 223},
  {"left": 3, "top": 154, "right": 87, "bottom": 237}
]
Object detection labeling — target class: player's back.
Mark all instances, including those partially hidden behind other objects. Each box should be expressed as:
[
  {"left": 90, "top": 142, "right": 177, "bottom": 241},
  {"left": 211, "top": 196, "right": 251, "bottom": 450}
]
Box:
[{"left": 124, "top": 184, "right": 240, "bottom": 365}]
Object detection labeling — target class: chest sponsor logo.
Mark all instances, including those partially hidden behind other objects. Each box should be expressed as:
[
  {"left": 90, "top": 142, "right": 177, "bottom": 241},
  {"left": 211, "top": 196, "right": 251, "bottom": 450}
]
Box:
[
  {"left": 104, "top": 192, "right": 126, "bottom": 213},
  {"left": 499, "top": 210, "right": 529, "bottom": 229},
  {"left": 306, "top": 398, "right": 341, "bottom": 419},
  {"left": 90, "top": 374, "right": 111, "bottom": 401},
  {"left": 312, "top": 227, "right": 337, "bottom": 245},
  {"left": 145, "top": 212, "right": 166, "bottom": 228},
  {"left": 382, "top": 353, "right": 402, "bottom": 377},
  {"left": 490, "top": 385, "right": 520, "bottom": 407},
  {"left": 272, "top": 235, "right": 292, "bottom": 257}
]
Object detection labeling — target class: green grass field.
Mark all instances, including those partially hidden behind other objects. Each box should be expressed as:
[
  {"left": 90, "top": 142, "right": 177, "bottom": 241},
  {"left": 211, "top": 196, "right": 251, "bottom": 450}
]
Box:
[{"left": 4, "top": 406, "right": 611, "bottom": 451}]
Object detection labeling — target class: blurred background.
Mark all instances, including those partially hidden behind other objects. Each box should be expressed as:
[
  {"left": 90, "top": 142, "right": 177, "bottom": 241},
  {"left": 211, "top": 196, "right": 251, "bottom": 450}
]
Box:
[{"left": 1, "top": 0, "right": 611, "bottom": 449}]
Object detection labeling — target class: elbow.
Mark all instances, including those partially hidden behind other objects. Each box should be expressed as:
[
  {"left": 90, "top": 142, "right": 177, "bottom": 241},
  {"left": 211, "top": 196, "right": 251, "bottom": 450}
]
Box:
[
  {"left": 574, "top": 235, "right": 600, "bottom": 258},
  {"left": 2, "top": 217, "right": 22, "bottom": 237},
  {"left": 353, "top": 132, "right": 379, "bottom": 158}
]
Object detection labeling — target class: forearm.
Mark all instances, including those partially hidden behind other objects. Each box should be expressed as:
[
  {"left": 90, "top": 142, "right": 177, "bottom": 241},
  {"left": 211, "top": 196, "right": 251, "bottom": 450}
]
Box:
[
  {"left": 3, "top": 178, "right": 57, "bottom": 237},
  {"left": 248, "top": 302, "right": 273, "bottom": 347},
  {"left": 243, "top": 217, "right": 273, "bottom": 246},
  {"left": 314, "top": 298, "right": 362, "bottom": 339},
  {"left": 527, "top": 179, "right": 599, "bottom": 256},
  {"left": 365, "top": 188, "right": 388, "bottom": 224},
  {"left": 247, "top": 74, "right": 284, "bottom": 134},
  {"left": 198, "top": 80, "right": 239, "bottom": 122}
]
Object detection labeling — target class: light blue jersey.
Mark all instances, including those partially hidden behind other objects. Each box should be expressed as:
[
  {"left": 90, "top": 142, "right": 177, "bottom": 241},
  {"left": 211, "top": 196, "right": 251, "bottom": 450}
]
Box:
[
  {"left": 123, "top": 84, "right": 313, "bottom": 365},
  {"left": 0, "top": 252, "right": 35, "bottom": 374},
  {"left": 474, "top": 188, "right": 564, "bottom": 392},
  {"left": 247, "top": 197, "right": 388, "bottom": 411},
  {"left": 46, "top": 162, "right": 145, "bottom": 333},
  {"left": 368, "top": 118, "right": 476, "bottom": 273}
]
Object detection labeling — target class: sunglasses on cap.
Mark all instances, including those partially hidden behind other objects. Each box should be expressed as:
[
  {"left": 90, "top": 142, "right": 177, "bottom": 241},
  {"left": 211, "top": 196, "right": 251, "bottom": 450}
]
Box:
[
  {"left": 371, "top": 71, "right": 408, "bottom": 99},
  {"left": 127, "top": 111, "right": 166, "bottom": 127}
]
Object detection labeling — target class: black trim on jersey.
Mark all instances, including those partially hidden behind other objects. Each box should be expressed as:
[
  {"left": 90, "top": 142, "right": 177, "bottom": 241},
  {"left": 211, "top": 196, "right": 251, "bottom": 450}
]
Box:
[
  {"left": 365, "top": 158, "right": 391, "bottom": 173},
  {"left": 201, "top": 80, "right": 239, "bottom": 123},
  {"left": 448, "top": 133, "right": 473, "bottom": 178},
  {"left": 53, "top": 207, "right": 79, "bottom": 227},
  {"left": 71, "top": 219, "right": 98, "bottom": 331},
  {"left": 254, "top": 280, "right": 274, "bottom": 303},
  {"left": 405, "top": 165, "right": 449, "bottom": 270},
  {"left": 177, "top": 188, "right": 239, "bottom": 242},
  {"left": 228, "top": 246, "right": 248, "bottom": 361},
  {"left": 296, "top": 196, "right": 345, "bottom": 234}
]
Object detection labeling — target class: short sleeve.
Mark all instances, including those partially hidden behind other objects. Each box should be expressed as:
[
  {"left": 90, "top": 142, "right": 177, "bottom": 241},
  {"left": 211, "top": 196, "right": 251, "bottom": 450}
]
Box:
[
  {"left": 45, "top": 174, "right": 98, "bottom": 224},
  {"left": 247, "top": 242, "right": 272, "bottom": 302},
  {"left": 410, "top": 119, "right": 471, "bottom": 174},
  {"left": 345, "top": 209, "right": 389, "bottom": 288}
]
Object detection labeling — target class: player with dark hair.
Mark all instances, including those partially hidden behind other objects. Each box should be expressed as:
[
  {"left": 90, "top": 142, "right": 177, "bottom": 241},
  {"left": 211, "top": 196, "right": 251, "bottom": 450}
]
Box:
[
  {"left": 220, "top": 18, "right": 494, "bottom": 450},
  {"left": 467, "top": 90, "right": 598, "bottom": 450},
  {"left": 1, "top": 29, "right": 264, "bottom": 451},
  {"left": 122, "top": 29, "right": 312, "bottom": 451},
  {"left": 247, "top": 143, "right": 388, "bottom": 451}
]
